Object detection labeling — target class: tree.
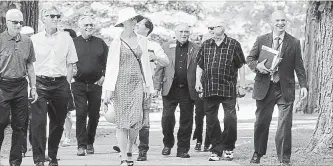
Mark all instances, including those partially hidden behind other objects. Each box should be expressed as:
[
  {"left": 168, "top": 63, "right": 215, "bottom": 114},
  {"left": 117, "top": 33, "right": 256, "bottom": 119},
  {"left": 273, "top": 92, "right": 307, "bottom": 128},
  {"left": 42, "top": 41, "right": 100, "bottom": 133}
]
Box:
[
  {"left": 303, "top": 1, "right": 333, "bottom": 153},
  {"left": 0, "top": 1, "right": 39, "bottom": 33}
]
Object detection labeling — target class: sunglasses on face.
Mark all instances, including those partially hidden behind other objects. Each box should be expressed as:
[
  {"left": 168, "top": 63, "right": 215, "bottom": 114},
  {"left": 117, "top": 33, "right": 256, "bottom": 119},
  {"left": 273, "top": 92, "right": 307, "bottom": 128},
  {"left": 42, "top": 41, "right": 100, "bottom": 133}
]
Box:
[
  {"left": 84, "top": 24, "right": 94, "bottom": 27},
  {"left": 46, "top": 14, "right": 61, "bottom": 19},
  {"left": 8, "top": 20, "right": 24, "bottom": 25},
  {"left": 208, "top": 26, "right": 222, "bottom": 30}
]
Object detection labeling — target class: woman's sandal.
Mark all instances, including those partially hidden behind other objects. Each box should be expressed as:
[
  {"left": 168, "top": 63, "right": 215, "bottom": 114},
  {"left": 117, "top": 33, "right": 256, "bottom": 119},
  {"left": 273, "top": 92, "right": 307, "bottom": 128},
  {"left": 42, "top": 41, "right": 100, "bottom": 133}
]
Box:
[
  {"left": 127, "top": 153, "right": 134, "bottom": 166},
  {"left": 127, "top": 161, "right": 134, "bottom": 166},
  {"left": 120, "top": 160, "right": 128, "bottom": 166}
]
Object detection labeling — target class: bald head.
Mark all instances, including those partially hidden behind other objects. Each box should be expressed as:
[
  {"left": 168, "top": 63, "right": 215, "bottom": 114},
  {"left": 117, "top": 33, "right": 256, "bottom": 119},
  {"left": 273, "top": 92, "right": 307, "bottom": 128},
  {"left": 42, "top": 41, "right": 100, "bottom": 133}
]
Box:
[
  {"left": 175, "top": 22, "right": 190, "bottom": 44},
  {"left": 271, "top": 10, "right": 286, "bottom": 22},
  {"left": 6, "top": 9, "right": 23, "bottom": 21},
  {"left": 6, "top": 9, "right": 24, "bottom": 37},
  {"left": 270, "top": 10, "right": 287, "bottom": 34}
]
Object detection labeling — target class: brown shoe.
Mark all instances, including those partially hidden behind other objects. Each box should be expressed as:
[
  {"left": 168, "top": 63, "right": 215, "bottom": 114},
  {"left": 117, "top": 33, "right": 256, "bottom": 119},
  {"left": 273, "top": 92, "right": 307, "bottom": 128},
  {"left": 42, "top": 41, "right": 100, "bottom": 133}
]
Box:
[{"left": 250, "top": 152, "right": 262, "bottom": 164}]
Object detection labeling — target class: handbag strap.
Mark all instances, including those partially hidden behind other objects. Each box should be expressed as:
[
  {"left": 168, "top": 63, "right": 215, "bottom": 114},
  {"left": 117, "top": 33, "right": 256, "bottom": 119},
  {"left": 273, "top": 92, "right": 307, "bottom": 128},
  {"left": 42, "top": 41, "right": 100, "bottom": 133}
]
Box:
[{"left": 120, "top": 39, "right": 146, "bottom": 84}]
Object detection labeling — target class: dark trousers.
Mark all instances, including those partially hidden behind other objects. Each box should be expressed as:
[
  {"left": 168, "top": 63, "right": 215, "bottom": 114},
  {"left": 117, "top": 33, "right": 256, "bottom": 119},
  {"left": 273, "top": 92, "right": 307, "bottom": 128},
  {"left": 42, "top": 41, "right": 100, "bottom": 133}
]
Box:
[
  {"left": 30, "top": 77, "right": 70, "bottom": 163},
  {"left": 162, "top": 85, "right": 194, "bottom": 153},
  {"left": 204, "top": 96, "right": 237, "bottom": 155},
  {"left": 193, "top": 99, "right": 211, "bottom": 147},
  {"left": 72, "top": 81, "right": 101, "bottom": 149},
  {"left": 0, "top": 78, "right": 28, "bottom": 165},
  {"left": 138, "top": 96, "right": 151, "bottom": 153},
  {"left": 254, "top": 82, "right": 293, "bottom": 163},
  {"left": 22, "top": 103, "right": 32, "bottom": 154}
]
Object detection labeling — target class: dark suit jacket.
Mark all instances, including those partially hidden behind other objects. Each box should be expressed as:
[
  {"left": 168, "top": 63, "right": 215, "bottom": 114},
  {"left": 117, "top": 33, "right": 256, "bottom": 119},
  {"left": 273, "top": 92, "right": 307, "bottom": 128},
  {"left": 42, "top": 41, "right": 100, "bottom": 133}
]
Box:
[
  {"left": 154, "top": 40, "right": 200, "bottom": 101},
  {"left": 246, "top": 32, "right": 307, "bottom": 102}
]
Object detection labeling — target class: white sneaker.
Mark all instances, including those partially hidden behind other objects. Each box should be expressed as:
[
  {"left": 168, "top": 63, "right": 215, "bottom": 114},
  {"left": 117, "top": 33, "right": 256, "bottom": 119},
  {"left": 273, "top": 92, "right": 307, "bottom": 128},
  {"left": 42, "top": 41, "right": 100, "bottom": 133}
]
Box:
[
  {"left": 208, "top": 153, "right": 220, "bottom": 161},
  {"left": 222, "top": 150, "right": 234, "bottom": 161}
]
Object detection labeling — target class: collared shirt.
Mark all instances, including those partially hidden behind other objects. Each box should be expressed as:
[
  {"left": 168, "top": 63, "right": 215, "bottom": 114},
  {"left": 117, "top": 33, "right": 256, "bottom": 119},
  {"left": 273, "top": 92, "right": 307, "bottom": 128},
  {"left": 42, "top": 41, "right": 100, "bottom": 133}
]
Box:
[
  {"left": 0, "top": 31, "right": 36, "bottom": 78},
  {"left": 147, "top": 39, "right": 169, "bottom": 71},
  {"left": 31, "top": 30, "right": 78, "bottom": 77},
  {"left": 73, "top": 36, "right": 108, "bottom": 83},
  {"left": 174, "top": 40, "right": 188, "bottom": 86},
  {"left": 196, "top": 34, "right": 246, "bottom": 98}
]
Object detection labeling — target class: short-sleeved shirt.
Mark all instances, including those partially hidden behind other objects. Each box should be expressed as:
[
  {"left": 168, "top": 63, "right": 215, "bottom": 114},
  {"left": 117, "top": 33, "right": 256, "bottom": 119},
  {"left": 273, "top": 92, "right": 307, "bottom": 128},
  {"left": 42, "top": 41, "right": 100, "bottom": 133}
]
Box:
[
  {"left": 31, "top": 31, "right": 78, "bottom": 77},
  {"left": 0, "top": 31, "right": 36, "bottom": 78},
  {"left": 196, "top": 35, "right": 245, "bottom": 98}
]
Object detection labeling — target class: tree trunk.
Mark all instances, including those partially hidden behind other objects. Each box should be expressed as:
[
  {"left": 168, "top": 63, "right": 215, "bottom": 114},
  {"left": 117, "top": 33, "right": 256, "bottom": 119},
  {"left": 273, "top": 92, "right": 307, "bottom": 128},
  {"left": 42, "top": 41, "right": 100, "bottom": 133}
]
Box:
[
  {"left": 0, "top": 1, "right": 38, "bottom": 33},
  {"left": 20, "top": 1, "right": 39, "bottom": 33},
  {"left": 305, "top": 1, "right": 333, "bottom": 153}
]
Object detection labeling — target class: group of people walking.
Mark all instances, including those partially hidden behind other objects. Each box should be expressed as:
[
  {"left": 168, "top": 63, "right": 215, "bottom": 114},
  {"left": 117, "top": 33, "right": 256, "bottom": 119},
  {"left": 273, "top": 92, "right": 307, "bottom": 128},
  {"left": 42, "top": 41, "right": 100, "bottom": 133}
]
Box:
[{"left": 0, "top": 4, "right": 307, "bottom": 166}]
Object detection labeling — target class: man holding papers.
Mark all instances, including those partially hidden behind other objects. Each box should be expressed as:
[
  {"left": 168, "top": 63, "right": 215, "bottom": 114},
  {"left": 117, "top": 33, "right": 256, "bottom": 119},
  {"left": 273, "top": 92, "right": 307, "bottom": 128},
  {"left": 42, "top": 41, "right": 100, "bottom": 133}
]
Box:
[{"left": 246, "top": 10, "right": 308, "bottom": 166}]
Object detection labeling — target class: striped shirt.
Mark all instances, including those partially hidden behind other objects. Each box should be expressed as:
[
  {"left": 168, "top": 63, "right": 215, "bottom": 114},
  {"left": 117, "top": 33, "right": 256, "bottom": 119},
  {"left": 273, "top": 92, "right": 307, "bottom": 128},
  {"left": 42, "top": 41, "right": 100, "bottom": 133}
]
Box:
[{"left": 196, "top": 35, "right": 245, "bottom": 98}]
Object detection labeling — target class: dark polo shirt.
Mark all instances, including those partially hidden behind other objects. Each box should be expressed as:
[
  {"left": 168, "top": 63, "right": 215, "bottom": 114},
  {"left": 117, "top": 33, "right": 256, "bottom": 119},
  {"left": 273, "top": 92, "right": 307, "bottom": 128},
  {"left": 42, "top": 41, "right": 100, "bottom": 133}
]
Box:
[
  {"left": 0, "top": 31, "right": 36, "bottom": 78},
  {"left": 174, "top": 40, "right": 188, "bottom": 87},
  {"left": 73, "top": 36, "right": 108, "bottom": 83}
]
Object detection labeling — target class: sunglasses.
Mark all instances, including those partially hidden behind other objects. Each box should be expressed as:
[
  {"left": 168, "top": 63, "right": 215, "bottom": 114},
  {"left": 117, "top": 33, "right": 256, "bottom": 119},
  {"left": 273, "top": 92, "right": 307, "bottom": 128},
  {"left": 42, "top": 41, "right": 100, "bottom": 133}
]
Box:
[
  {"left": 8, "top": 20, "right": 24, "bottom": 25},
  {"left": 84, "top": 24, "right": 94, "bottom": 27},
  {"left": 46, "top": 14, "right": 61, "bottom": 19},
  {"left": 208, "top": 26, "right": 222, "bottom": 30}
]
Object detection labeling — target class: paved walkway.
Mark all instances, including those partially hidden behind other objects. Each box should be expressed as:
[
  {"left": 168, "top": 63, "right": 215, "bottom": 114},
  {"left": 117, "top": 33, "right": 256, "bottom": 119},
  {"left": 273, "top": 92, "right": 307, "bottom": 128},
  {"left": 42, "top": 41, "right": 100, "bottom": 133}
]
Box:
[{"left": 1, "top": 97, "right": 316, "bottom": 165}]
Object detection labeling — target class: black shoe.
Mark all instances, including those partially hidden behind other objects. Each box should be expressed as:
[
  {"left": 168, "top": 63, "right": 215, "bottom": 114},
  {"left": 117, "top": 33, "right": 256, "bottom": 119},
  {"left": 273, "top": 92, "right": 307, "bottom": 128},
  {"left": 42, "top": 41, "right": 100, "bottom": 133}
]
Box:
[
  {"left": 162, "top": 147, "right": 171, "bottom": 155},
  {"left": 194, "top": 143, "right": 202, "bottom": 151},
  {"left": 36, "top": 162, "right": 45, "bottom": 166},
  {"left": 9, "top": 162, "right": 19, "bottom": 166},
  {"left": 203, "top": 146, "right": 210, "bottom": 152},
  {"left": 48, "top": 159, "right": 58, "bottom": 166},
  {"left": 137, "top": 151, "right": 147, "bottom": 161},
  {"left": 86, "top": 144, "right": 94, "bottom": 154},
  {"left": 77, "top": 147, "right": 86, "bottom": 156},
  {"left": 176, "top": 152, "right": 190, "bottom": 158},
  {"left": 113, "top": 145, "right": 121, "bottom": 153},
  {"left": 250, "top": 152, "right": 262, "bottom": 164}
]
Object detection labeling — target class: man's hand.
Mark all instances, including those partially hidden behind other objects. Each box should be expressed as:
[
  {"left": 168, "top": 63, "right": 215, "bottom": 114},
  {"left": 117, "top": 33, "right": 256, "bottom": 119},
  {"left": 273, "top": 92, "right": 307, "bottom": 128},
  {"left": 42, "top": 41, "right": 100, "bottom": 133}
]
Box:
[
  {"left": 149, "top": 51, "right": 157, "bottom": 62},
  {"left": 237, "top": 86, "right": 246, "bottom": 98},
  {"left": 104, "top": 90, "right": 114, "bottom": 104},
  {"left": 152, "top": 90, "right": 160, "bottom": 98},
  {"left": 300, "top": 87, "right": 308, "bottom": 100},
  {"left": 96, "top": 76, "right": 105, "bottom": 86},
  {"left": 30, "top": 88, "right": 38, "bottom": 104},
  {"left": 256, "top": 59, "right": 270, "bottom": 74},
  {"left": 195, "top": 82, "right": 203, "bottom": 98}
]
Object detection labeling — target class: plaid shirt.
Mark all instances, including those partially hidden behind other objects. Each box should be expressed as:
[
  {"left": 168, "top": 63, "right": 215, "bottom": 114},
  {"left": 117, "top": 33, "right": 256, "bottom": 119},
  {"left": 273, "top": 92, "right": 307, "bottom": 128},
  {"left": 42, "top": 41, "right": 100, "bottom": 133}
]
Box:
[{"left": 196, "top": 35, "right": 245, "bottom": 98}]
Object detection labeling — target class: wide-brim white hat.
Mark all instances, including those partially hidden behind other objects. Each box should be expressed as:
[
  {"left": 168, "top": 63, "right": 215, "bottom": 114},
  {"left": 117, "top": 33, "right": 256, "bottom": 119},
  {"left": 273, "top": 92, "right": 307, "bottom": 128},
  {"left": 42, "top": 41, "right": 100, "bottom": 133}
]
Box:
[{"left": 114, "top": 7, "right": 143, "bottom": 27}]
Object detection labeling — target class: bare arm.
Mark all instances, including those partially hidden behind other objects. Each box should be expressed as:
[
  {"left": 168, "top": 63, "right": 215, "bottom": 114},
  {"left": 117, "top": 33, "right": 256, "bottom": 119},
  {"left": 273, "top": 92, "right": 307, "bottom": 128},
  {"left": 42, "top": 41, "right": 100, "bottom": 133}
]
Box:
[
  {"left": 27, "top": 62, "right": 36, "bottom": 89},
  {"left": 67, "top": 63, "right": 74, "bottom": 84}
]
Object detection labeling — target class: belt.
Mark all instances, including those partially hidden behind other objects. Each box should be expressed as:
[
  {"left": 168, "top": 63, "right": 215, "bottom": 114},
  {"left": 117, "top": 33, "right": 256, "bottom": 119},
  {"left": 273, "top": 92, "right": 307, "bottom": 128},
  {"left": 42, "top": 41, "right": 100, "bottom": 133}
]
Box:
[
  {"left": 0, "top": 76, "right": 25, "bottom": 82},
  {"left": 176, "top": 84, "right": 187, "bottom": 88},
  {"left": 37, "top": 75, "right": 66, "bottom": 81},
  {"left": 75, "top": 79, "right": 96, "bottom": 84}
]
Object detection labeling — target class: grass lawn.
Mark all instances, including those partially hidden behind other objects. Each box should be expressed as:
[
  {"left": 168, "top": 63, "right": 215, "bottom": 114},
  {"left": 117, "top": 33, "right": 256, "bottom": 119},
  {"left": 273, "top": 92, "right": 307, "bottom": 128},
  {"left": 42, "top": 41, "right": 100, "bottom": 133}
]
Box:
[{"left": 235, "top": 113, "right": 333, "bottom": 165}]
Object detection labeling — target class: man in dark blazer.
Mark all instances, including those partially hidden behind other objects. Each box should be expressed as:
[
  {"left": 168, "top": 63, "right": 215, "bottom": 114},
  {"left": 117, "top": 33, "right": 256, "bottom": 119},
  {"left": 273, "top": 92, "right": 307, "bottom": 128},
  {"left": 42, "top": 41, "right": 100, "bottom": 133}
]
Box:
[
  {"left": 154, "top": 23, "right": 199, "bottom": 158},
  {"left": 246, "top": 10, "right": 308, "bottom": 166}
]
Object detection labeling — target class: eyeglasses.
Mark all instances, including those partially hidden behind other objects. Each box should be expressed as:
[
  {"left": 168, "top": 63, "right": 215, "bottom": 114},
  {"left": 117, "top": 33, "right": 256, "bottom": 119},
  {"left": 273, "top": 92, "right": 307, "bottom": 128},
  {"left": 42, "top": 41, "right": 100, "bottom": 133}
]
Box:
[
  {"left": 8, "top": 20, "right": 24, "bottom": 25},
  {"left": 208, "top": 26, "right": 222, "bottom": 30},
  {"left": 45, "top": 14, "right": 61, "bottom": 19},
  {"left": 84, "top": 24, "right": 94, "bottom": 27}
]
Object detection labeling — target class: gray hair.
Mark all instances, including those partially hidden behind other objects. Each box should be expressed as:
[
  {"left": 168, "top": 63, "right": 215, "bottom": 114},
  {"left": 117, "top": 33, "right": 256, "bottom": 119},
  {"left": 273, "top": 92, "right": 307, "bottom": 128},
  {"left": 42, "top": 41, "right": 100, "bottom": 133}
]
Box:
[
  {"left": 41, "top": 5, "right": 60, "bottom": 18},
  {"left": 77, "top": 15, "right": 93, "bottom": 26}
]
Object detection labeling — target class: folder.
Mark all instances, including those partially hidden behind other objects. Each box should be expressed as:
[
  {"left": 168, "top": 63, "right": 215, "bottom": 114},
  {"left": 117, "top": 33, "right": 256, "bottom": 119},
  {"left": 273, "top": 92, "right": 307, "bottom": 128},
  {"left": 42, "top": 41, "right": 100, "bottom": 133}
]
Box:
[{"left": 258, "top": 45, "right": 280, "bottom": 70}]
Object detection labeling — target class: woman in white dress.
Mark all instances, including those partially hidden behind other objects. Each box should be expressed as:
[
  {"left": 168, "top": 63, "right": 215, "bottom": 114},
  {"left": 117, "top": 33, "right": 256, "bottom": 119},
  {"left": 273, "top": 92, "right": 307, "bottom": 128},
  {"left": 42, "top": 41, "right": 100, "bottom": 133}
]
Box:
[{"left": 103, "top": 7, "right": 154, "bottom": 166}]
